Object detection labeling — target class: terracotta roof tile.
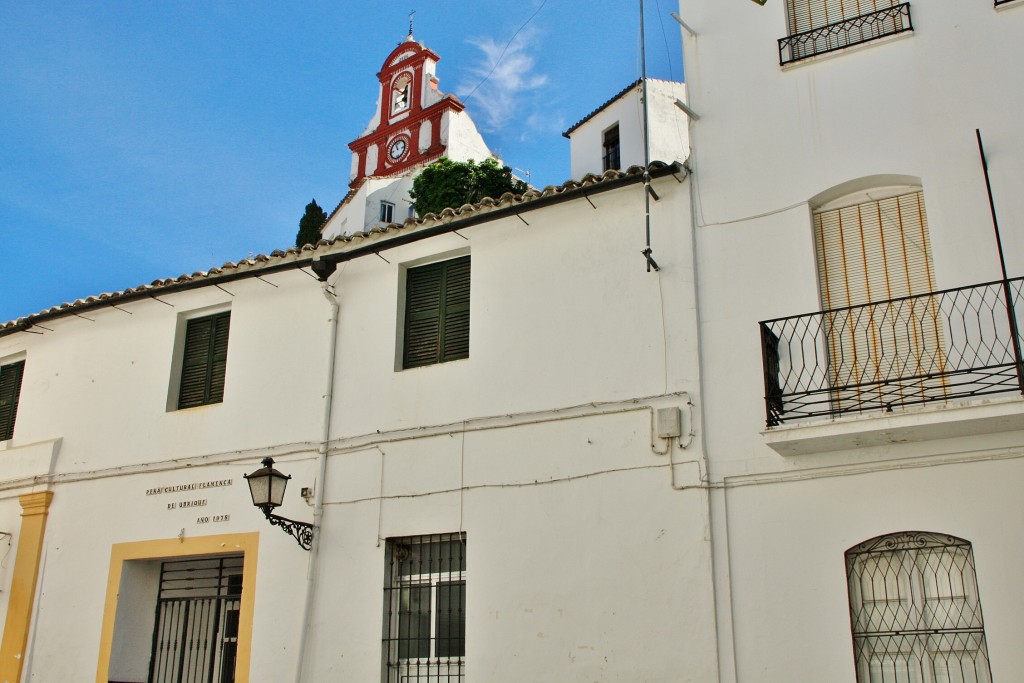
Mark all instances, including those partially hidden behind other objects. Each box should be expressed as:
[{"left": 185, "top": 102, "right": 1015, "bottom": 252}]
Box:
[{"left": 0, "top": 161, "right": 683, "bottom": 336}]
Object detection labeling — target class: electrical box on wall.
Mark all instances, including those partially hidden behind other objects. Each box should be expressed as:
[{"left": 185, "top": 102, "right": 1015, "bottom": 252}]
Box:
[{"left": 656, "top": 407, "right": 682, "bottom": 439}]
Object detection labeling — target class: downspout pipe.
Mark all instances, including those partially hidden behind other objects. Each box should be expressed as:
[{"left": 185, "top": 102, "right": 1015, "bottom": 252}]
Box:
[{"left": 294, "top": 274, "right": 341, "bottom": 683}]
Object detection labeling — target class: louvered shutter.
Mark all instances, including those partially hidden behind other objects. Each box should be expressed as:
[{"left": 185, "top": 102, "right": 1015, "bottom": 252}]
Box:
[
  {"left": 814, "top": 191, "right": 945, "bottom": 410},
  {"left": 442, "top": 257, "right": 471, "bottom": 362},
  {"left": 403, "top": 257, "right": 471, "bottom": 369},
  {"left": 178, "top": 312, "right": 230, "bottom": 409},
  {"left": 0, "top": 361, "right": 25, "bottom": 441}
]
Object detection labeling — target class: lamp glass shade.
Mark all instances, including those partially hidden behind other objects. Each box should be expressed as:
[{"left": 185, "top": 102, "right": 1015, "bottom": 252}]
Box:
[
  {"left": 268, "top": 470, "right": 289, "bottom": 506},
  {"left": 245, "top": 459, "right": 291, "bottom": 508}
]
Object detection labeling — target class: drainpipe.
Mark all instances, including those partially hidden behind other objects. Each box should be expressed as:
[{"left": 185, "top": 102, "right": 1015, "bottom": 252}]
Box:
[{"left": 294, "top": 276, "right": 341, "bottom": 683}]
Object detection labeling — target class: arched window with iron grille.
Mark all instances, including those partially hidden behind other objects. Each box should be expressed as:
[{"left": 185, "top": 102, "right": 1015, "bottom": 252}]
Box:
[{"left": 845, "top": 532, "right": 993, "bottom": 683}]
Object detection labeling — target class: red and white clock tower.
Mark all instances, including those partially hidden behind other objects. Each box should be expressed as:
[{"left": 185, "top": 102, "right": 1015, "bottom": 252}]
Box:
[{"left": 321, "top": 34, "right": 493, "bottom": 239}]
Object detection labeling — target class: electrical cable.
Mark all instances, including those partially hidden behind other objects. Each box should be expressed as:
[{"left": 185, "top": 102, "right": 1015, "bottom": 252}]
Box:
[
  {"left": 461, "top": 0, "right": 549, "bottom": 104},
  {"left": 653, "top": 0, "right": 676, "bottom": 82}
]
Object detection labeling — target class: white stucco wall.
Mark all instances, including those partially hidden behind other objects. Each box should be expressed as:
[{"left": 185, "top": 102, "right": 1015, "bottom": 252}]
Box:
[
  {"left": 440, "top": 110, "right": 493, "bottom": 164},
  {"left": 679, "top": 1, "right": 1024, "bottom": 681},
  {"left": 322, "top": 177, "right": 416, "bottom": 240},
  {"left": 568, "top": 79, "right": 690, "bottom": 180},
  {"left": 0, "top": 172, "right": 720, "bottom": 682}
]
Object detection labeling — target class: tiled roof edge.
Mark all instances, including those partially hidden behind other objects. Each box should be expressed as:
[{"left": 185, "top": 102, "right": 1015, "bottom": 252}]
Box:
[
  {"left": 0, "top": 161, "right": 685, "bottom": 337},
  {"left": 562, "top": 78, "right": 682, "bottom": 138}
]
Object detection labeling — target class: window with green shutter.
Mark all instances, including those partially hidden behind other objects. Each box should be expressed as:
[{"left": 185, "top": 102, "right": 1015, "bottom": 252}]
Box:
[
  {"left": 177, "top": 312, "right": 231, "bottom": 409},
  {"left": 403, "top": 257, "right": 470, "bottom": 369},
  {"left": 0, "top": 360, "right": 25, "bottom": 441}
]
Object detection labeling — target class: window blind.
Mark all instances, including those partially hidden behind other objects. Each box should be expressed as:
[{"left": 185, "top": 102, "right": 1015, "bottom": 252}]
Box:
[
  {"left": 787, "top": 0, "right": 899, "bottom": 35},
  {"left": 814, "top": 191, "right": 945, "bottom": 408}
]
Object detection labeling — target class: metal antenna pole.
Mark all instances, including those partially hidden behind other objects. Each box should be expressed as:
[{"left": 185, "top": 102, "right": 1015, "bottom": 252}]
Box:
[
  {"left": 640, "top": 0, "right": 659, "bottom": 272},
  {"left": 976, "top": 128, "right": 1024, "bottom": 393}
]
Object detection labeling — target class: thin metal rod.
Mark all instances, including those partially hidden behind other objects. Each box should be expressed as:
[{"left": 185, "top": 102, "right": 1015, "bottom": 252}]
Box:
[
  {"left": 670, "top": 12, "right": 697, "bottom": 37},
  {"left": 640, "top": 0, "right": 655, "bottom": 272},
  {"left": 976, "top": 128, "right": 1024, "bottom": 393},
  {"left": 977, "top": 129, "right": 1010, "bottom": 282}
]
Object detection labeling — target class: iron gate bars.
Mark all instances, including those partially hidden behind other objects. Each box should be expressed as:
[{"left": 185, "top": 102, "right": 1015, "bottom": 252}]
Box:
[
  {"left": 148, "top": 556, "right": 243, "bottom": 683},
  {"left": 778, "top": 3, "right": 913, "bottom": 66},
  {"left": 760, "top": 277, "right": 1024, "bottom": 427}
]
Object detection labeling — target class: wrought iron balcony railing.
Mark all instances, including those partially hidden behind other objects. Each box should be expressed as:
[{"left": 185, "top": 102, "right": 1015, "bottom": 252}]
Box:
[
  {"left": 759, "top": 278, "right": 1024, "bottom": 427},
  {"left": 778, "top": 3, "right": 913, "bottom": 66}
]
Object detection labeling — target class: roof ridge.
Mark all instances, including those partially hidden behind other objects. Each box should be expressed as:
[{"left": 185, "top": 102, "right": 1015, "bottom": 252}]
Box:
[
  {"left": 562, "top": 77, "right": 684, "bottom": 138},
  {"left": 1, "top": 162, "right": 684, "bottom": 335}
]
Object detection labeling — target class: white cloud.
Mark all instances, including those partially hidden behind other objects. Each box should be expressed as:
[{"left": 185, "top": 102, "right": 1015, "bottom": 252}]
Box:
[{"left": 457, "top": 28, "right": 548, "bottom": 132}]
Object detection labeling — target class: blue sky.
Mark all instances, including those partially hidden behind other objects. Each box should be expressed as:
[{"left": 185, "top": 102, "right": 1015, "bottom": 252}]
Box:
[{"left": 0, "top": 1, "right": 683, "bottom": 323}]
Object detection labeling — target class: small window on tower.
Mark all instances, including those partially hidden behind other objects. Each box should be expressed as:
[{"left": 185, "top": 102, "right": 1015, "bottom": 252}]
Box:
[
  {"left": 392, "top": 74, "right": 412, "bottom": 114},
  {"left": 380, "top": 201, "right": 395, "bottom": 224},
  {"left": 602, "top": 124, "right": 621, "bottom": 171}
]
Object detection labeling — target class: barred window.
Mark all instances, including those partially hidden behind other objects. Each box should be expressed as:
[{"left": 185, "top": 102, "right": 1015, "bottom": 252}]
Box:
[
  {"left": 383, "top": 533, "right": 466, "bottom": 683},
  {"left": 846, "top": 532, "right": 992, "bottom": 683}
]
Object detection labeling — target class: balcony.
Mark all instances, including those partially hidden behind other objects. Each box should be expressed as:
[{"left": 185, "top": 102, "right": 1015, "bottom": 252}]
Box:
[
  {"left": 759, "top": 278, "right": 1024, "bottom": 436},
  {"left": 778, "top": 3, "right": 913, "bottom": 66}
]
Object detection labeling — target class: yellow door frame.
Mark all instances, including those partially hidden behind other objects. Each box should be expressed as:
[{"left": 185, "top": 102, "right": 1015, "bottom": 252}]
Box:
[{"left": 95, "top": 532, "right": 259, "bottom": 683}]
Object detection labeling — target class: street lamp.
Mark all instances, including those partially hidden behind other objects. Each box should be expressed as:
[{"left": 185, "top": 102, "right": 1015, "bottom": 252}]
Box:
[{"left": 244, "top": 457, "right": 314, "bottom": 550}]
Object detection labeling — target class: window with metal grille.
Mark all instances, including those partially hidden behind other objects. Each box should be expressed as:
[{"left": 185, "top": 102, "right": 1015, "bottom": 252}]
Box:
[
  {"left": 382, "top": 533, "right": 466, "bottom": 683},
  {"left": 381, "top": 201, "right": 396, "bottom": 223},
  {"left": 602, "top": 124, "right": 621, "bottom": 171},
  {"left": 0, "top": 360, "right": 25, "bottom": 441},
  {"left": 178, "top": 312, "right": 231, "bottom": 409},
  {"left": 846, "top": 532, "right": 992, "bottom": 683},
  {"left": 403, "top": 257, "right": 470, "bottom": 369},
  {"left": 780, "top": 1, "right": 912, "bottom": 65},
  {"left": 813, "top": 190, "right": 945, "bottom": 413}
]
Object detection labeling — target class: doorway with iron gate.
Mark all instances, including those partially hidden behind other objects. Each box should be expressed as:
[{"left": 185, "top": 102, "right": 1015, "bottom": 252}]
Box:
[{"left": 146, "top": 555, "right": 244, "bottom": 683}]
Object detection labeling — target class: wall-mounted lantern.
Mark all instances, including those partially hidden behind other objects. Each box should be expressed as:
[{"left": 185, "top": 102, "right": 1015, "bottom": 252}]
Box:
[{"left": 244, "top": 457, "right": 314, "bottom": 550}]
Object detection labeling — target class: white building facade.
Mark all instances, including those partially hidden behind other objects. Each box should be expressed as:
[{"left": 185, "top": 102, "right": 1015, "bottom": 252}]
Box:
[
  {"left": 1, "top": 4, "right": 1022, "bottom": 682},
  {"left": 0, "top": 156, "right": 711, "bottom": 682},
  {"left": 679, "top": 0, "right": 1024, "bottom": 681},
  {"left": 564, "top": 78, "right": 689, "bottom": 180}
]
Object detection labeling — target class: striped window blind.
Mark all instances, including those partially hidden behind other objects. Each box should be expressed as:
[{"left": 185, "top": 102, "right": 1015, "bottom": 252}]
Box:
[
  {"left": 786, "top": 0, "right": 899, "bottom": 35},
  {"left": 0, "top": 360, "right": 25, "bottom": 441},
  {"left": 814, "top": 191, "right": 946, "bottom": 409}
]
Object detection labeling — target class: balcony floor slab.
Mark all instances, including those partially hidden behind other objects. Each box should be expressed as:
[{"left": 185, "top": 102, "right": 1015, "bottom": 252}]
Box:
[{"left": 762, "top": 395, "right": 1024, "bottom": 456}]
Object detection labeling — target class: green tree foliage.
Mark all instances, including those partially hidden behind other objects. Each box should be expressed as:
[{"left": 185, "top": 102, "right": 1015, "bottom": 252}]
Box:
[
  {"left": 411, "top": 158, "right": 528, "bottom": 217},
  {"left": 295, "top": 199, "right": 328, "bottom": 248}
]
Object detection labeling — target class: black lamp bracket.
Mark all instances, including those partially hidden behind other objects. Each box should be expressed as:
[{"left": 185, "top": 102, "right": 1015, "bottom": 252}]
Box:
[{"left": 262, "top": 506, "right": 314, "bottom": 551}]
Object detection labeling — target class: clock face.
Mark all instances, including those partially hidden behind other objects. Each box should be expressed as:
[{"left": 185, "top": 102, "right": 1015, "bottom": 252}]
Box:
[{"left": 389, "top": 138, "right": 408, "bottom": 160}]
